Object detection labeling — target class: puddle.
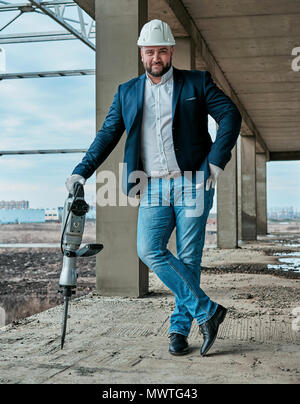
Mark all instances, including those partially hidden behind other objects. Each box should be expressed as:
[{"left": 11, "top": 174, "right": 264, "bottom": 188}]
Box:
[
  {"left": 268, "top": 264, "right": 300, "bottom": 273},
  {"left": 278, "top": 257, "right": 300, "bottom": 267},
  {"left": 273, "top": 252, "right": 300, "bottom": 257},
  {"left": 269, "top": 249, "right": 300, "bottom": 273},
  {"left": 268, "top": 257, "right": 300, "bottom": 273}
]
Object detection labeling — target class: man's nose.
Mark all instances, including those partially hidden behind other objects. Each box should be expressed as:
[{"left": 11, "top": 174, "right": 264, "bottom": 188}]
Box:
[{"left": 153, "top": 52, "right": 161, "bottom": 62}]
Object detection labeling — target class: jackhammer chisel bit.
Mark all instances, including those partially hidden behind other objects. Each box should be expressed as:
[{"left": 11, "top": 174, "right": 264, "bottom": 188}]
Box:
[
  {"left": 61, "top": 287, "right": 72, "bottom": 349},
  {"left": 58, "top": 183, "right": 103, "bottom": 349}
]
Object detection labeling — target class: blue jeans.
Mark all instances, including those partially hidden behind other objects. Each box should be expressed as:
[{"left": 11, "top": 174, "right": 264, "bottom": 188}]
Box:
[{"left": 137, "top": 174, "right": 218, "bottom": 337}]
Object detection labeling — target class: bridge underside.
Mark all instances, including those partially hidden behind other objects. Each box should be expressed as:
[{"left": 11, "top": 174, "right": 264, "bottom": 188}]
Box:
[{"left": 75, "top": 0, "right": 300, "bottom": 296}]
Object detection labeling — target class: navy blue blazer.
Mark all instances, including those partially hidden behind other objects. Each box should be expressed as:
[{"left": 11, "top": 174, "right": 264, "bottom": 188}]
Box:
[{"left": 72, "top": 67, "right": 242, "bottom": 195}]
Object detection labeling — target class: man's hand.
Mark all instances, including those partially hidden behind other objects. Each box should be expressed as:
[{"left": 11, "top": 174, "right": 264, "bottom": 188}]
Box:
[
  {"left": 65, "top": 174, "right": 86, "bottom": 194},
  {"left": 205, "top": 163, "right": 223, "bottom": 191}
]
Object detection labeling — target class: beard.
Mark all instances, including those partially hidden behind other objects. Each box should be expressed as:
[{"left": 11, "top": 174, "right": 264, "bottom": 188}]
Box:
[{"left": 145, "top": 58, "right": 172, "bottom": 77}]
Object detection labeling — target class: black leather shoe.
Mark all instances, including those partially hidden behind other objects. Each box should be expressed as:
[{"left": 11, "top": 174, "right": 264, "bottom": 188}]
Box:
[
  {"left": 199, "top": 305, "right": 227, "bottom": 356},
  {"left": 169, "top": 333, "right": 189, "bottom": 356}
]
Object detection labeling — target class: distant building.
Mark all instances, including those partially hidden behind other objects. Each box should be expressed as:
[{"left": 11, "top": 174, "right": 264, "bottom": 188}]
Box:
[
  {"left": 44, "top": 206, "right": 95, "bottom": 223},
  {"left": 45, "top": 207, "right": 63, "bottom": 222},
  {"left": 0, "top": 203, "right": 96, "bottom": 224},
  {"left": 0, "top": 200, "right": 29, "bottom": 209},
  {"left": 0, "top": 209, "right": 45, "bottom": 224},
  {"left": 268, "top": 206, "right": 300, "bottom": 220},
  {"left": 207, "top": 218, "right": 216, "bottom": 225}
]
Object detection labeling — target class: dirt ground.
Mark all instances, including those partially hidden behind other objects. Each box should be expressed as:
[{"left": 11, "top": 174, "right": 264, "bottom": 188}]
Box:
[
  {"left": 0, "top": 223, "right": 299, "bottom": 384},
  {"left": 0, "top": 271, "right": 299, "bottom": 384},
  {"left": 0, "top": 222, "right": 299, "bottom": 325},
  {"left": 0, "top": 222, "right": 96, "bottom": 245}
]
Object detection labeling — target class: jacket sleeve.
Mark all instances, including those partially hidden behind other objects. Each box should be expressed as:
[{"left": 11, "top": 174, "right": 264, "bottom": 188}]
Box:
[
  {"left": 203, "top": 71, "right": 242, "bottom": 170},
  {"left": 72, "top": 86, "right": 125, "bottom": 179}
]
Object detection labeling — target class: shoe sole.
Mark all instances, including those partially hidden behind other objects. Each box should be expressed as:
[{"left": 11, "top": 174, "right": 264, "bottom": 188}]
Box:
[{"left": 201, "top": 308, "right": 227, "bottom": 357}]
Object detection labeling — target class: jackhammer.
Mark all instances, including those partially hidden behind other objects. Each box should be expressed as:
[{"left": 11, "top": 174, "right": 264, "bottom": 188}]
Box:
[{"left": 59, "top": 182, "right": 103, "bottom": 349}]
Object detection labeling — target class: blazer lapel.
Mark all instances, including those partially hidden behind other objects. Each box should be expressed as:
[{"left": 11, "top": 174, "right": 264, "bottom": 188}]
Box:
[
  {"left": 172, "top": 68, "right": 184, "bottom": 120},
  {"left": 133, "top": 73, "right": 146, "bottom": 132},
  {"left": 123, "top": 74, "right": 145, "bottom": 135},
  {"left": 129, "top": 68, "right": 182, "bottom": 132}
]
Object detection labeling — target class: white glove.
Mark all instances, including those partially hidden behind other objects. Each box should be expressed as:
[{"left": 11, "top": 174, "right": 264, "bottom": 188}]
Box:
[
  {"left": 205, "top": 163, "right": 223, "bottom": 191},
  {"left": 65, "top": 174, "right": 86, "bottom": 194}
]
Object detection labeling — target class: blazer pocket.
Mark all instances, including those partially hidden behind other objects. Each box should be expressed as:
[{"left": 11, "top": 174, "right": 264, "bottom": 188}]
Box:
[{"left": 184, "top": 96, "right": 197, "bottom": 102}]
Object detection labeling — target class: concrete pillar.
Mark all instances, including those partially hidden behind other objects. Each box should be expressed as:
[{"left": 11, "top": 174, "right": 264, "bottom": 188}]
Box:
[
  {"left": 217, "top": 144, "right": 238, "bottom": 248},
  {"left": 237, "top": 136, "right": 257, "bottom": 241},
  {"left": 256, "top": 153, "right": 267, "bottom": 235},
  {"left": 95, "top": 0, "right": 148, "bottom": 297},
  {"left": 0, "top": 306, "right": 5, "bottom": 327}
]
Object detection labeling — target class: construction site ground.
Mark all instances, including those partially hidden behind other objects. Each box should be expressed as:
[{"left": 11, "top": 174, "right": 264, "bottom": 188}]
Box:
[{"left": 0, "top": 224, "right": 299, "bottom": 384}]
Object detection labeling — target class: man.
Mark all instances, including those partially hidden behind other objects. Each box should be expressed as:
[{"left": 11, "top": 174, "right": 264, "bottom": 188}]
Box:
[{"left": 66, "top": 20, "right": 242, "bottom": 356}]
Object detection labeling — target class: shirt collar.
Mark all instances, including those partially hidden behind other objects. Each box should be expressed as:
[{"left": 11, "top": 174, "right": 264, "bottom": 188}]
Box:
[{"left": 146, "top": 65, "right": 173, "bottom": 86}]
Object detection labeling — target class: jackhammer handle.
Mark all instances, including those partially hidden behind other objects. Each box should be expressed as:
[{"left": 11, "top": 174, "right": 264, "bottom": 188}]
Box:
[
  {"left": 70, "top": 182, "right": 84, "bottom": 198},
  {"left": 76, "top": 243, "right": 104, "bottom": 257}
]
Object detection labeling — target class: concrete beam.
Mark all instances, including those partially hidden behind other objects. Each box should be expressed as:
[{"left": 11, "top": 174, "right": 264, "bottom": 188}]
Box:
[
  {"left": 164, "top": 0, "right": 269, "bottom": 155},
  {"left": 95, "top": 0, "right": 148, "bottom": 297},
  {"left": 74, "top": 0, "right": 95, "bottom": 19},
  {"left": 256, "top": 139, "right": 270, "bottom": 161},
  {"left": 269, "top": 151, "right": 300, "bottom": 161}
]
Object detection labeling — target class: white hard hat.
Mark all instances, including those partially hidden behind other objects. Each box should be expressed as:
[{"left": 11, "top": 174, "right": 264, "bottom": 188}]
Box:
[{"left": 137, "top": 19, "right": 176, "bottom": 47}]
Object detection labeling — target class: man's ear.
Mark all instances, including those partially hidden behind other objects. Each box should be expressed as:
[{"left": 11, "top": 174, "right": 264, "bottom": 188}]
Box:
[{"left": 140, "top": 47, "right": 144, "bottom": 61}]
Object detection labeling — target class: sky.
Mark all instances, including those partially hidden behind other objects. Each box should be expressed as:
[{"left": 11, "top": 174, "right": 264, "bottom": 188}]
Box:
[
  {"left": 0, "top": 3, "right": 97, "bottom": 207},
  {"left": 0, "top": 2, "right": 300, "bottom": 211}
]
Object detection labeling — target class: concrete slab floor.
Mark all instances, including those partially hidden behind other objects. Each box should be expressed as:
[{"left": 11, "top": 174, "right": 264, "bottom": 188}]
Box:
[{"left": 0, "top": 271, "right": 299, "bottom": 384}]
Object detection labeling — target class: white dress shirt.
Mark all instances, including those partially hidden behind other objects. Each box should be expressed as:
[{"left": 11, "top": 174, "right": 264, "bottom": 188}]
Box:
[{"left": 140, "top": 66, "right": 181, "bottom": 178}]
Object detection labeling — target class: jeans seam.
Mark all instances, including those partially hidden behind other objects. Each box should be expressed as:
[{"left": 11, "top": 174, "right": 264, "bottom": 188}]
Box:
[
  {"left": 197, "top": 304, "right": 218, "bottom": 326},
  {"left": 159, "top": 210, "right": 174, "bottom": 253},
  {"left": 197, "top": 193, "right": 211, "bottom": 245},
  {"left": 157, "top": 204, "right": 211, "bottom": 318},
  {"left": 166, "top": 256, "right": 211, "bottom": 316},
  {"left": 149, "top": 183, "right": 215, "bottom": 322},
  {"left": 157, "top": 209, "right": 211, "bottom": 317}
]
